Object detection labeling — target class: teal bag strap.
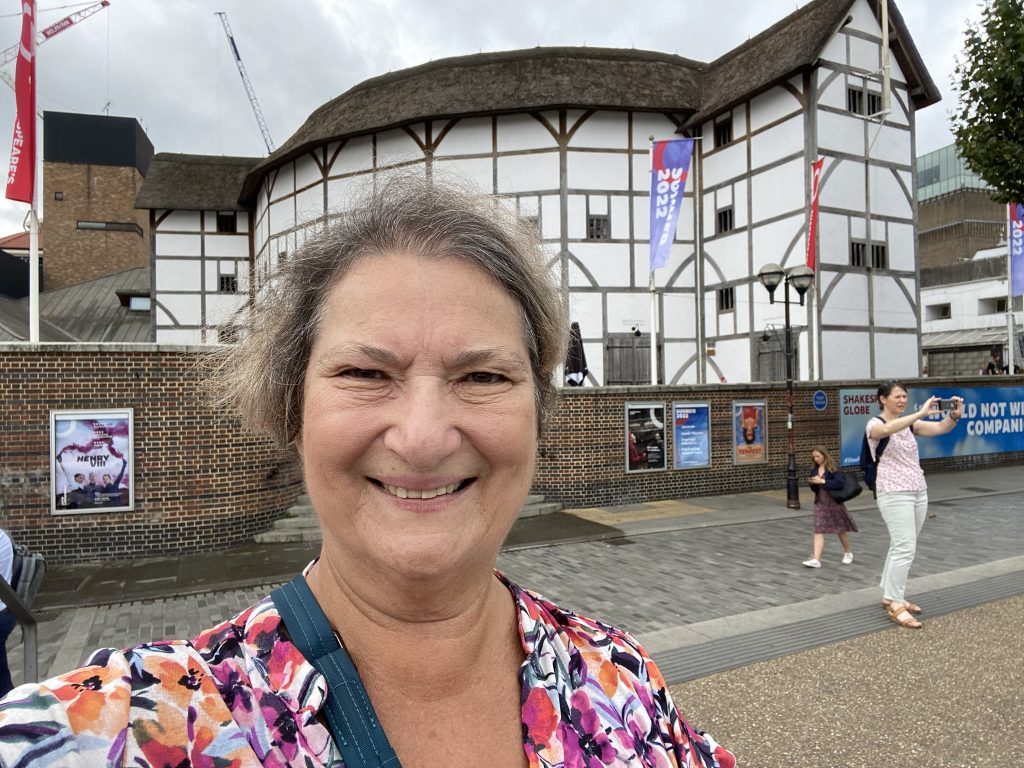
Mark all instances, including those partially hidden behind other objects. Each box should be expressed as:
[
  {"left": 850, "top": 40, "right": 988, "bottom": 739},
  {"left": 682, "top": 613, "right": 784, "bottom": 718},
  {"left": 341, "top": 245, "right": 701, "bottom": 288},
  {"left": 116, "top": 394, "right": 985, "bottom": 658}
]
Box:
[{"left": 271, "top": 575, "right": 401, "bottom": 768}]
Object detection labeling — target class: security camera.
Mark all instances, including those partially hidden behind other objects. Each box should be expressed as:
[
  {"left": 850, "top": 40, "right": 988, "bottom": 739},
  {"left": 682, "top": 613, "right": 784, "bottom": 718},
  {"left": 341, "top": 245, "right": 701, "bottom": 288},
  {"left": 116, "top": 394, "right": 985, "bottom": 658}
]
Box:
[{"left": 631, "top": 325, "right": 641, "bottom": 337}]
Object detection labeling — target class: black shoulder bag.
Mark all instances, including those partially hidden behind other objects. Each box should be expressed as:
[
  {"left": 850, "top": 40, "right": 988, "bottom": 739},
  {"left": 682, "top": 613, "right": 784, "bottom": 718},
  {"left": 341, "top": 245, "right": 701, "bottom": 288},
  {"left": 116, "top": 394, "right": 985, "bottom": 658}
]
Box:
[{"left": 271, "top": 575, "right": 402, "bottom": 768}]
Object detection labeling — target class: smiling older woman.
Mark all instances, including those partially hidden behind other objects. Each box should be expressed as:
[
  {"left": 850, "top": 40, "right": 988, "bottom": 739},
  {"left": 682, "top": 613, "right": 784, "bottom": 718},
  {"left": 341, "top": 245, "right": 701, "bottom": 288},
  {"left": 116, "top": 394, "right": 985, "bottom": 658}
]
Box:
[{"left": 0, "top": 179, "right": 734, "bottom": 768}]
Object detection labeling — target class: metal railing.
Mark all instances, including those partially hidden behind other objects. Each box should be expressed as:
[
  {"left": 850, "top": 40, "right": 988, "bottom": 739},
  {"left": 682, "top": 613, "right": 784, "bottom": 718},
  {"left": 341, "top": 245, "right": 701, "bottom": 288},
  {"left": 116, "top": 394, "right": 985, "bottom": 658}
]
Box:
[{"left": 0, "top": 578, "right": 37, "bottom": 684}]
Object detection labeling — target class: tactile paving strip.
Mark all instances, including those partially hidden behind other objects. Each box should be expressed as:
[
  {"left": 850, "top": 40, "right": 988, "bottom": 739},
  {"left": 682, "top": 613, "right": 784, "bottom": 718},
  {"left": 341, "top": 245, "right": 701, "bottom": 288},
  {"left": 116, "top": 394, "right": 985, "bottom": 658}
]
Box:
[{"left": 654, "top": 570, "right": 1024, "bottom": 684}]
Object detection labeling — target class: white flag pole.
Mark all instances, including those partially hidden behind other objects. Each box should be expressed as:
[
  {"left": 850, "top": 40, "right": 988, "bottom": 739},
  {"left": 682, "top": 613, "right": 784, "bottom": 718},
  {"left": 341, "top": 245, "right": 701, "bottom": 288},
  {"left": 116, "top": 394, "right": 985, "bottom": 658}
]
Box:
[
  {"left": 649, "top": 137, "right": 658, "bottom": 385},
  {"left": 1008, "top": 203, "right": 1015, "bottom": 374},
  {"left": 29, "top": 209, "right": 39, "bottom": 342}
]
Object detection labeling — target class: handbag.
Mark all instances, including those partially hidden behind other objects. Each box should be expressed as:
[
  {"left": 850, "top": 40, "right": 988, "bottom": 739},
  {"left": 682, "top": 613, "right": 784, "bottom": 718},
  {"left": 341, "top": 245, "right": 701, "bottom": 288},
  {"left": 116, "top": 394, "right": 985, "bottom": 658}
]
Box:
[
  {"left": 827, "top": 470, "right": 863, "bottom": 503},
  {"left": 271, "top": 575, "right": 402, "bottom": 768}
]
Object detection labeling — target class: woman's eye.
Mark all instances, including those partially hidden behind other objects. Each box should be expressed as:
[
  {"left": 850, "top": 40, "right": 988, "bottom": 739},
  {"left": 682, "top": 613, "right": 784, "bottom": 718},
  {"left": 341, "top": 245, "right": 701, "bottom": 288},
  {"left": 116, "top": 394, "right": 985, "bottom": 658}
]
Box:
[
  {"left": 340, "top": 368, "right": 385, "bottom": 380},
  {"left": 467, "top": 371, "right": 504, "bottom": 384}
]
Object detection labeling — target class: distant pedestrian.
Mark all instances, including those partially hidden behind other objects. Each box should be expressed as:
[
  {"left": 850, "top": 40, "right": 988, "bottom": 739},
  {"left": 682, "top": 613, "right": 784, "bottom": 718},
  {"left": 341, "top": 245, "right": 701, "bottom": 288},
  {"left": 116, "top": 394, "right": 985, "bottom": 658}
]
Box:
[
  {"left": 867, "top": 381, "right": 963, "bottom": 629},
  {"left": 803, "top": 446, "right": 858, "bottom": 568},
  {"left": 0, "top": 530, "right": 15, "bottom": 697}
]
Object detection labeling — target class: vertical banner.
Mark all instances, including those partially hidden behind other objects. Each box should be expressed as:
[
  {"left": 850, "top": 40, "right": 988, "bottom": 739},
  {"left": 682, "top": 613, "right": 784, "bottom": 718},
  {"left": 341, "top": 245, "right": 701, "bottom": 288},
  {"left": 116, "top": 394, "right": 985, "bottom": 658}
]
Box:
[
  {"left": 649, "top": 138, "right": 694, "bottom": 272},
  {"left": 6, "top": 0, "right": 36, "bottom": 203},
  {"left": 805, "top": 158, "right": 824, "bottom": 271},
  {"left": 733, "top": 401, "right": 767, "bottom": 464},
  {"left": 672, "top": 402, "right": 711, "bottom": 469},
  {"left": 564, "top": 321, "right": 588, "bottom": 386},
  {"left": 1010, "top": 202, "right": 1023, "bottom": 298}
]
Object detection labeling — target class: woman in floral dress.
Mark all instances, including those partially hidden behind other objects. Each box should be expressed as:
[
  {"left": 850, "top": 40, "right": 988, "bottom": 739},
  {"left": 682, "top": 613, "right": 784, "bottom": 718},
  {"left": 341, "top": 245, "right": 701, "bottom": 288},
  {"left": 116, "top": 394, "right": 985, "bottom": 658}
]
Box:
[{"left": 802, "top": 445, "right": 858, "bottom": 568}]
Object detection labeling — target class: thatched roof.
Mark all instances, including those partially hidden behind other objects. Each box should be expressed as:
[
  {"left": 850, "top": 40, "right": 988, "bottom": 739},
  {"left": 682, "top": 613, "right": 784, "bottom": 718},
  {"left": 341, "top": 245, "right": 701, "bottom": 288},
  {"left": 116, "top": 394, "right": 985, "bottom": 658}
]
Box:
[
  {"left": 135, "top": 153, "right": 259, "bottom": 211},
  {"left": 687, "top": 0, "right": 939, "bottom": 126}
]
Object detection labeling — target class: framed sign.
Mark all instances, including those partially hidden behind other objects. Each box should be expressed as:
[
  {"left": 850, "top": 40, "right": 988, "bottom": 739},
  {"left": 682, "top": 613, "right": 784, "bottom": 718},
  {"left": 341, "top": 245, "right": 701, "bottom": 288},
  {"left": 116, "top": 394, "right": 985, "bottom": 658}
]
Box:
[
  {"left": 672, "top": 402, "right": 711, "bottom": 469},
  {"left": 733, "top": 400, "right": 767, "bottom": 464},
  {"left": 50, "top": 409, "right": 135, "bottom": 514},
  {"left": 625, "top": 402, "right": 667, "bottom": 473}
]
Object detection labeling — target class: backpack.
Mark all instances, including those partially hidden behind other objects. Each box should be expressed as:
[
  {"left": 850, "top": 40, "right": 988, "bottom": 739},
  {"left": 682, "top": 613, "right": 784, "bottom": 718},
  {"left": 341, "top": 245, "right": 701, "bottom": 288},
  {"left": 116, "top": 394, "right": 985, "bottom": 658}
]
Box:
[
  {"left": 859, "top": 416, "right": 890, "bottom": 498},
  {"left": 3, "top": 532, "right": 46, "bottom": 609}
]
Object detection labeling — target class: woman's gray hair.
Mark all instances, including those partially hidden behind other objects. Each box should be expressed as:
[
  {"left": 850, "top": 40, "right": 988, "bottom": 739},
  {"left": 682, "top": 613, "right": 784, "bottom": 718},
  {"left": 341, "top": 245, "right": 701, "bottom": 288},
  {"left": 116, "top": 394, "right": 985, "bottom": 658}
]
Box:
[{"left": 208, "top": 175, "right": 567, "bottom": 448}]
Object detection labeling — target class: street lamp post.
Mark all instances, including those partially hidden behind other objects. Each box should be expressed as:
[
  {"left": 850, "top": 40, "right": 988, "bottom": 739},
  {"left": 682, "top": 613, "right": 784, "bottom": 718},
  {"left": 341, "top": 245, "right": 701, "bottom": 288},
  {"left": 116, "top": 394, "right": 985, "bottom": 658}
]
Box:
[{"left": 757, "top": 263, "right": 815, "bottom": 510}]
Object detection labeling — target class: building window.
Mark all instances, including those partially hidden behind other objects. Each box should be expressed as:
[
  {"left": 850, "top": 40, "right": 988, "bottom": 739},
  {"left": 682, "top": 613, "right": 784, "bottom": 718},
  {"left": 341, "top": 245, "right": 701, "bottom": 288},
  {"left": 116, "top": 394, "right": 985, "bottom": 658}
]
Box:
[
  {"left": 216, "top": 212, "right": 237, "bottom": 233},
  {"left": 925, "top": 303, "right": 952, "bottom": 321},
  {"left": 587, "top": 214, "right": 610, "bottom": 240},
  {"left": 871, "top": 243, "right": 887, "bottom": 269},
  {"left": 127, "top": 296, "right": 151, "bottom": 313},
  {"left": 980, "top": 297, "right": 1009, "bottom": 315},
  {"left": 218, "top": 274, "right": 238, "bottom": 293},
  {"left": 866, "top": 92, "right": 883, "bottom": 116},
  {"left": 76, "top": 220, "right": 143, "bottom": 236},
  {"left": 850, "top": 241, "right": 867, "bottom": 267},
  {"left": 714, "top": 116, "right": 733, "bottom": 148},
  {"left": 847, "top": 87, "right": 864, "bottom": 115},
  {"left": 218, "top": 326, "right": 239, "bottom": 344},
  {"left": 716, "top": 207, "right": 735, "bottom": 234},
  {"left": 54, "top": 191, "right": 63, "bottom": 201},
  {"left": 717, "top": 286, "right": 735, "bottom": 312}
]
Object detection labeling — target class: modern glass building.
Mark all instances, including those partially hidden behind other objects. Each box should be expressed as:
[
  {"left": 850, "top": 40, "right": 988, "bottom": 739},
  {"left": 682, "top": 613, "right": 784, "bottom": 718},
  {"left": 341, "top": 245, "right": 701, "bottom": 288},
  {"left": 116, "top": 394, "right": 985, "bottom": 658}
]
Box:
[{"left": 916, "top": 143, "right": 992, "bottom": 202}]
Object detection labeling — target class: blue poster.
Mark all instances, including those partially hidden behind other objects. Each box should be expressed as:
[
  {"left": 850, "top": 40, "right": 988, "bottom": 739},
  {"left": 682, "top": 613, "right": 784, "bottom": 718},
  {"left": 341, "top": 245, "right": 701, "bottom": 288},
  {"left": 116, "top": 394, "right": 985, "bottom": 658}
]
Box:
[
  {"left": 673, "top": 402, "right": 710, "bottom": 469},
  {"left": 839, "top": 386, "right": 1024, "bottom": 466}
]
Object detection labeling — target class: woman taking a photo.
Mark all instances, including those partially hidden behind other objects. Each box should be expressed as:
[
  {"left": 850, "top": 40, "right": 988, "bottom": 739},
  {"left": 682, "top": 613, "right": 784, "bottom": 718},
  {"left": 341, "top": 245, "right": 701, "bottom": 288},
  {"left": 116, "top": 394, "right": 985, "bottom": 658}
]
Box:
[
  {"left": 867, "top": 380, "right": 963, "bottom": 629},
  {"left": 803, "top": 445, "right": 858, "bottom": 568}
]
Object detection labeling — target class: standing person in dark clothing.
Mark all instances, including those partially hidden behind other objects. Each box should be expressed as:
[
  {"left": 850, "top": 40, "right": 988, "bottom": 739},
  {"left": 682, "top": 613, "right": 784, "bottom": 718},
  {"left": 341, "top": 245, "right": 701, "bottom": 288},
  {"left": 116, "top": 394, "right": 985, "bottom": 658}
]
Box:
[{"left": 803, "top": 446, "right": 858, "bottom": 568}]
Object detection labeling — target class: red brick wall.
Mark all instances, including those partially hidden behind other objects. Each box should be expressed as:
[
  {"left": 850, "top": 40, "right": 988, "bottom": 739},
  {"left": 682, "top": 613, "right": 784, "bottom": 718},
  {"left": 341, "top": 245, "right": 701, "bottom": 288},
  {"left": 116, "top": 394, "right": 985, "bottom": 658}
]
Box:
[
  {"left": 2, "top": 345, "right": 1020, "bottom": 564},
  {"left": 533, "top": 378, "right": 1024, "bottom": 507},
  {"left": 1, "top": 345, "right": 302, "bottom": 564}
]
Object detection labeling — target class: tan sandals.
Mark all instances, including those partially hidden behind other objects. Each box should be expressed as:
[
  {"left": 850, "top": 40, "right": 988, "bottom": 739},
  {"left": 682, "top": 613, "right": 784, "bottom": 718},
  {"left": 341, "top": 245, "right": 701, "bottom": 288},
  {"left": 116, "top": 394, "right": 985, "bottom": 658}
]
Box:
[
  {"left": 886, "top": 602, "right": 923, "bottom": 629},
  {"left": 882, "top": 599, "right": 922, "bottom": 614}
]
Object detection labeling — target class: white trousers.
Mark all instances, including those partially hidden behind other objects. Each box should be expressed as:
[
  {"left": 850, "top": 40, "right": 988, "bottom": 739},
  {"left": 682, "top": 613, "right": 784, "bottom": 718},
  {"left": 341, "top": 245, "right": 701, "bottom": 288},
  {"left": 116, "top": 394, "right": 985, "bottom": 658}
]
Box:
[{"left": 877, "top": 490, "right": 928, "bottom": 602}]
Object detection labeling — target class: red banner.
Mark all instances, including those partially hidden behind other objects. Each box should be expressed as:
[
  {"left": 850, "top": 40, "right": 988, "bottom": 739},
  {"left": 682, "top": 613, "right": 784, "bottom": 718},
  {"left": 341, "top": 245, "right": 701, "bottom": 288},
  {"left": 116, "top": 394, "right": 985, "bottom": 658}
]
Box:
[
  {"left": 6, "top": 0, "right": 36, "bottom": 204},
  {"left": 805, "top": 158, "right": 824, "bottom": 271}
]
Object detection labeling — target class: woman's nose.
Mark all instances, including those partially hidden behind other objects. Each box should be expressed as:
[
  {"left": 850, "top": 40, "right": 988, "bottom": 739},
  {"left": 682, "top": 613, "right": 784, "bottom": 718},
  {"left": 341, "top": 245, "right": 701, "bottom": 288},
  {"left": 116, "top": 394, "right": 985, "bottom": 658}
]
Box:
[{"left": 381, "top": 377, "right": 462, "bottom": 469}]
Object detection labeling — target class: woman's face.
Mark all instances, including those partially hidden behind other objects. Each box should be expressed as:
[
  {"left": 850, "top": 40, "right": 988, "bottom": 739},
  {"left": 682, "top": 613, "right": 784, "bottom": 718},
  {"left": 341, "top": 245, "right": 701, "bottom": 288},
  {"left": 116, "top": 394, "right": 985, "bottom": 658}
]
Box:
[
  {"left": 880, "top": 386, "right": 908, "bottom": 414},
  {"left": 811, "top": 450, "right": 824, "bottom": 466},
  {"left": 297, "top": 251, "right": 538, "bottom": 582}
]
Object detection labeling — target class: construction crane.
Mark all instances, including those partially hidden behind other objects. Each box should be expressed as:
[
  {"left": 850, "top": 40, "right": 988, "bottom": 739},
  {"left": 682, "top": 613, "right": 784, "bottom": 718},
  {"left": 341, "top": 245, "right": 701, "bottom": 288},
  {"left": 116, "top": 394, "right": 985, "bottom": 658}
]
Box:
[
  {"left": 0, "top": 0, "right": 111, "bottom": 68},
  {"left": 215, "top": 11, "right": 275, "bottom": 154}
]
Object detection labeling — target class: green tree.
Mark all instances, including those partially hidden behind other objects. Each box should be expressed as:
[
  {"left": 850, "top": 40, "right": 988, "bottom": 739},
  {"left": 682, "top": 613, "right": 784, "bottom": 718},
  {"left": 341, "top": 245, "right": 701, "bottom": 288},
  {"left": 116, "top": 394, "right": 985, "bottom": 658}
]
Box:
[{"left": 951, "top": 0, "right": 1024, "bottom": 203}]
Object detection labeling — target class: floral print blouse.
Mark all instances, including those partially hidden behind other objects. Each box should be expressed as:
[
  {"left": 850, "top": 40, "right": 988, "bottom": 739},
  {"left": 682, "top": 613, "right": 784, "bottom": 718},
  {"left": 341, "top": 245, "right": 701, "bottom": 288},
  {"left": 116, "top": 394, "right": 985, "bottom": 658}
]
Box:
[{"left": 0, "top": 574, "right": 734, "bottom": 767}]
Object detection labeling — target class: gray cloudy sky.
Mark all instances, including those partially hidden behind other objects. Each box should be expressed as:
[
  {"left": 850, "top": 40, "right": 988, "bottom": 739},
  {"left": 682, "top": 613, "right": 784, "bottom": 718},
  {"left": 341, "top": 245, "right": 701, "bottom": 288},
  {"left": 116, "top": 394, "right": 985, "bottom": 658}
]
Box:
[{"left": 0, "top": 0, "right": 980, "bottom": 236}]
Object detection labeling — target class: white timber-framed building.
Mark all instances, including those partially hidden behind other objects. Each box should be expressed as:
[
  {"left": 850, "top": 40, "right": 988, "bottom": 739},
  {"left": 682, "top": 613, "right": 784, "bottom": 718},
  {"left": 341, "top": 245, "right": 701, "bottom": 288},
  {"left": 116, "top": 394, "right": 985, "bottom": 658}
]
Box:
[{"left": 135, "top": 0, "right": 940, "bottom": 384}]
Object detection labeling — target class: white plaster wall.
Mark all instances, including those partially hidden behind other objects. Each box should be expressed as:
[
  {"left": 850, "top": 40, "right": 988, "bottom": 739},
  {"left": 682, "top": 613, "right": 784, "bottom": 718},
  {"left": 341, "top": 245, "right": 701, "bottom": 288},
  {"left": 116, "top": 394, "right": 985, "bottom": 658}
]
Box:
[
  {"left": 870, "top": 124, "right": 912, "bottom": 165},
  {"left": 157, "top": 211, "right": 200, "bottom": 232},
  {"left": 662, "top": 292, "right": 697, "bottom": 337},
  {"left": 706, "top": 232, "right": 749, "bottom": 282},
  {"left": 817, "top": 211, "right": 849, "bottom": 268},
  {"left": 295, "top": 154, "right": 322, "bottom": 190},
  {"left": 571, "top": 242, "right": 629, "bottom": 287},
  {"left": 566, "top": 195, "right": 586, "bottom": 240},
  {"left": 204, "top": 234, "right": 249, "bottom": 259},
  {"left": 156, "top": 293, "right": 200, "bottom": 325},
  {"left": 849, "top": 34, "right": 880, "bottom": 72},
  {"left": 610, "top": 196, "right": 630, "bottom": 238},
  {"left": 294, "top": 184, "right": 325, "bottom": 223},
  {"left": 664, "top": 341, "right": 699, "bottom": 384},
  {"left": 751, "top": 214, "right": 803, "bottom": 271},
  {"left": 156, "top": 259, "right": 201, "bottom": 291},
  {"left": 497, "top": 114, "right": 556, "bottom": 151},
  {"left": 607, "top": 292, "right": 653, "bottom": 334},
  {"left": 817, "top": 110, "right": 866, "bottom": 156},
  {"left": 330, "top": 136, "right": 374, "bottom": 176},
  {"left": 702, "top": 142, "right": 746, "bottom": 188},
  {"left": 751, "top": 160, "right": 804, "bottom": 222},
  {"left": 823, "top": 330, "right": 871, "bottom": 378},
  {"left": 567, "top": 291, "right": 604, "bottom": 336},
  {"left": 205, "top": 294, "right": 245, "bottom": 326},
  {"left": 156, "top": 327, "right": 203, "bottom": 345},
  {"left": 377, "top": 128, "right": 424, "bottom": 167},
  {"left": 433, "top": 157, "right": 492, "bottom": 193},
  {"left": 869, "top": 166, "right": 912, "bottom": 217},
  {"left": 715, "top": 338, "right": 752, "bottom": 383},
  {"left": 567, "top": 152, "right": 630, "bottom": 191},
  {"left": 631, "top": 112, "right": 679, "bottom": 147},
  {"left": 888, "top": 222, "right": 915, "bottom": 271},
  {"left": 540, "top": 195, "right": 561, "bottom": 239},
  {"left": 437, "top": 117, "right": 493, "bottom": 156},
  {"left": 748, "top": 85, "right": 803, "bottom": 132},
  {"left": 873, "top": 331, "right": 919, "bottom": 377},
  {"left": 496, "top": 152, "right": 560, "bottom": 194},
  {"left": 750, "top": 117, "right": 804, "bottom": 169},
  {"left": 734, "top": 104, "right": 748, "bottom": 138},
  {"left": 873, "top": 276, "right": 918, "bottom": 329},
  {"left": 155, "top": 233, "right": 201, "bottom": 257},
  {"left": 269, "top": 163, "right": 295, "bottom": 203},
  {"left": 570, "top": 111, "right": 628, "bottom": 149},
  {"left": 819, "top": 31, "right": 847, "bottom": 65},
  {"left": 820, "top": 159, "right": 866, "bottom": 210},
  {"left": 847, "top": 0, "right": 880, "bottom": 34},
  {"left": 822, "top": 273, "right": 870, "bottom": 325}
]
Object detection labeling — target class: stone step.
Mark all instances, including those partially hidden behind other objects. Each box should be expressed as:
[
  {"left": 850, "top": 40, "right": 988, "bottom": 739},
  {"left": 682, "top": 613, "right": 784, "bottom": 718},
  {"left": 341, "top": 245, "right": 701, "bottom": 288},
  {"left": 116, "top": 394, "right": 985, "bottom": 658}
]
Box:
[
  {"left": 254, "top": 528, "right": 323, "bottom": 544},
  {"left": 518, "top": 501, "right": 562, "bottom": 518},
  {"left": 284, "top": 504, "right": 316, "bottom": 517},
  {"left": 295, "top": 494, "right": 312, "bottom": 507},
  {"left": 272, "top": 515, "right": 322, "bottom": 530},
  {"left": 524, "top": 494, "right": 544, "bottom": 506}
]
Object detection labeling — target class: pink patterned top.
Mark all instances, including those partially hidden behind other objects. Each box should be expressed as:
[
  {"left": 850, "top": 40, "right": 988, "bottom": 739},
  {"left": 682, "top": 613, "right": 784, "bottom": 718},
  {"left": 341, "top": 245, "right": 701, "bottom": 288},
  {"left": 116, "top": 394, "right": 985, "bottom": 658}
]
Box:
[
  {"left": 0, "top": 573, "right": 735, "bottom": 768},
  {"left": 866, "top": 416, "right": 927, "bottom": 492}
]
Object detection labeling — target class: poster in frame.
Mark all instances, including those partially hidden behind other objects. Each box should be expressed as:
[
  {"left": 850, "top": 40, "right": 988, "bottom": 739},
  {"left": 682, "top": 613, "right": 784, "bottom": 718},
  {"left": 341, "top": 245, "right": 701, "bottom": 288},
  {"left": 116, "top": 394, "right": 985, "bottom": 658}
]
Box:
[
  {"left": 625, "top": 402, "right": 667, "bottom": 473},
  {"left": 733, "top": 400, "right": 767, "bottom": 464},
  {"left": 672, "top": 401, "right": 711, "bottom": 469},
  {"left": 49, "top": 408, "right": 135, "bottom": 515}
]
